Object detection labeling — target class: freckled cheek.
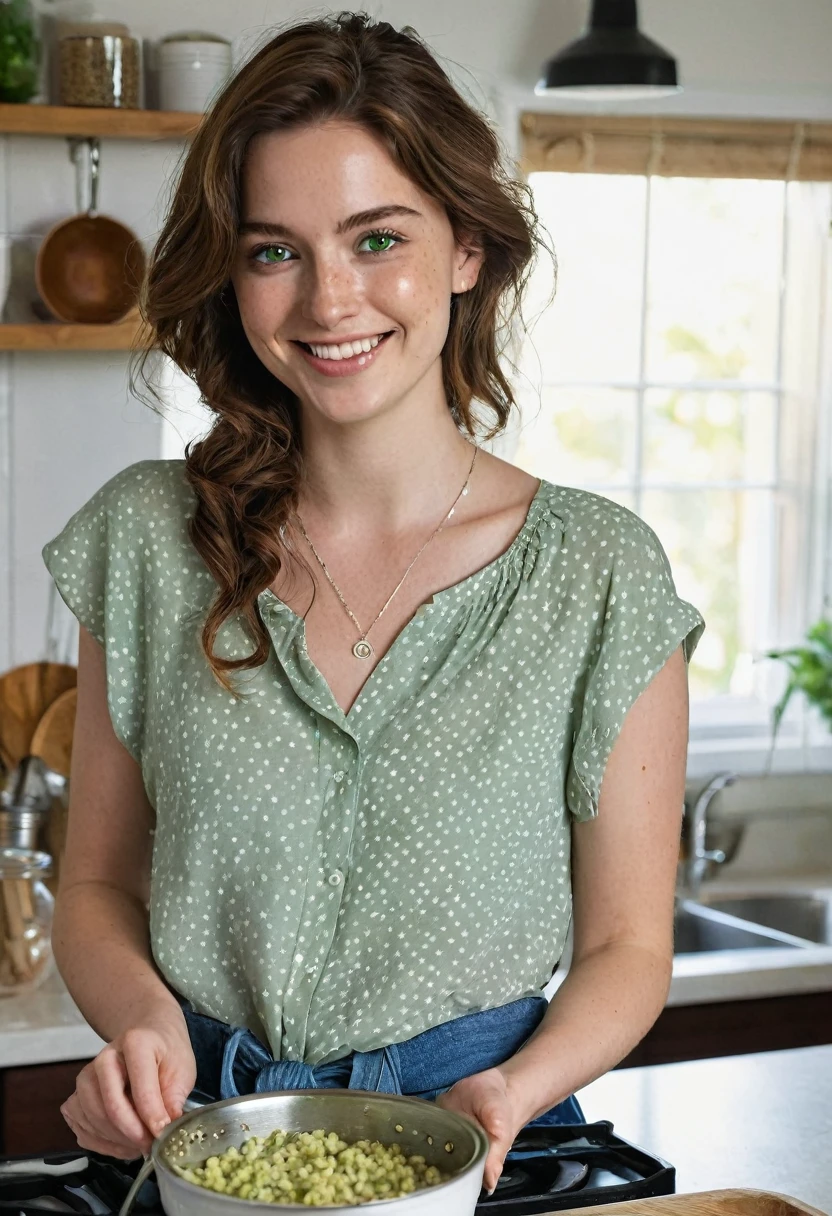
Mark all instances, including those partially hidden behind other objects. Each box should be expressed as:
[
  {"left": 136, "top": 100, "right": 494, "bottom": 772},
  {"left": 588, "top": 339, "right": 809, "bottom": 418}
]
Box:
[
  {"left": 380, "top": 264, "right": 451, "bottom": 335},
  {"left": 235, "top": 278, "right": 295, "bottom": 344}
]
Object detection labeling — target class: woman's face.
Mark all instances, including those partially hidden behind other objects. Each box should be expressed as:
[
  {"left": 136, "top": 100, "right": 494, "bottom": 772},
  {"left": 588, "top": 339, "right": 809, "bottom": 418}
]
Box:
[{"left": 230, "top": 120, "right": 482, "bottom": 426}]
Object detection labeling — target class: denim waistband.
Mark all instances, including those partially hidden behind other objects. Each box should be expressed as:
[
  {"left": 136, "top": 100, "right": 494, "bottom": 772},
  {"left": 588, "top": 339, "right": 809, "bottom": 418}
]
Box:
[{"left": 180, "top": 995, "right": 550, "bottom": 1103}]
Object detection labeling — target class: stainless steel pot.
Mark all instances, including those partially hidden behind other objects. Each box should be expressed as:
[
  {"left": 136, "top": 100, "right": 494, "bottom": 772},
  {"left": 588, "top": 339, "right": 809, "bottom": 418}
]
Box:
[{"left": 119, "top": 1090, "right": 489, "bottom": 1216}]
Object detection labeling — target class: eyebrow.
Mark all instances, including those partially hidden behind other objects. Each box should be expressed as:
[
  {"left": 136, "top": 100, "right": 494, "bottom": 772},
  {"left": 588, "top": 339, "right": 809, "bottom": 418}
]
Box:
[{"left": 238, "top": 204, "right": 423, "bottom": 240}]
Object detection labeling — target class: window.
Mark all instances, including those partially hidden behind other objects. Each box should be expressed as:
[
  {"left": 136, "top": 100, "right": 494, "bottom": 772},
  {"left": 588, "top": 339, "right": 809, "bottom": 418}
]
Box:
[{"left": 511, "top": 116, "right": 832, "bottom": 733}]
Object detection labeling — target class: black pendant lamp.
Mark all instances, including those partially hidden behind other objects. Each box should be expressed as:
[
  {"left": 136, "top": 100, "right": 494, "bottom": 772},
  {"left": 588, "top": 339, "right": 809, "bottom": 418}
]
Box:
[{"left": 536, "top": 0, "right": 681, "bottom": 100}]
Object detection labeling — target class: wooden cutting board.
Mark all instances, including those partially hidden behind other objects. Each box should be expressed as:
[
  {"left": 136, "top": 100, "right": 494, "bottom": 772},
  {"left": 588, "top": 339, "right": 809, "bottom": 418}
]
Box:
[
  {"left": 550, "top": 1189, "right": 828, "bottom": 1216},
  {"left": 0, "top": 661, "right": 77, "bottom": 774},
  {"left": 29, "top": 686, "right": 77, "bottom": 894}
]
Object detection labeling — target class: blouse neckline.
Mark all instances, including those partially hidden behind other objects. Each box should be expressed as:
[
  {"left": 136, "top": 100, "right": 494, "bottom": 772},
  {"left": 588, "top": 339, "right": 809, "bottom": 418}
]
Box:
[{"left": 257, "top": 476, "right": 550, "bottom": 620}]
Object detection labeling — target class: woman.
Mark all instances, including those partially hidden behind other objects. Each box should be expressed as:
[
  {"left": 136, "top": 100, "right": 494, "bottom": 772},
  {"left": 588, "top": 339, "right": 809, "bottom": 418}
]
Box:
[{"left": 42, "top": 11, "right": 704, "bottom": 1195}]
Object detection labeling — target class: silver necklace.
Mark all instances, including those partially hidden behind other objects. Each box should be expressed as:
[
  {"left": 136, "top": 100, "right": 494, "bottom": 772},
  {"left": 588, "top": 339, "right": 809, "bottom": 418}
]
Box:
[{"left": 295, "top": 443, "right": 479, "bottom": 660}]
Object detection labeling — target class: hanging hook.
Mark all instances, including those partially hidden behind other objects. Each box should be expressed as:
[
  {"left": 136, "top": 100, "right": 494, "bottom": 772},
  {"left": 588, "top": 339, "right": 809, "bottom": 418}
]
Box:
[
  {"left": 65, "top": 135, "right": 101, "bottom": 215},
  {"left": 87, "top": 136, "right": 100, "bottom": 216}
]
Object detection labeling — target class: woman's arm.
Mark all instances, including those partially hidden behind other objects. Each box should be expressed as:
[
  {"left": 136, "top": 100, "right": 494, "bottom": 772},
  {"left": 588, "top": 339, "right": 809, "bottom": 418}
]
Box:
[
  {"left": 55, "top": 625, "right": 195, "bottom": 1156},
  {"left": 439, "top": 644, "right": 689, "bottom": 1189}
]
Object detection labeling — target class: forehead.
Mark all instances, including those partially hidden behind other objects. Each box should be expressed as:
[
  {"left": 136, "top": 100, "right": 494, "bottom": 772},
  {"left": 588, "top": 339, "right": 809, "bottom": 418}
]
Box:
[{"left": 239, "top": 121, "right": 439, "bottom": 224}]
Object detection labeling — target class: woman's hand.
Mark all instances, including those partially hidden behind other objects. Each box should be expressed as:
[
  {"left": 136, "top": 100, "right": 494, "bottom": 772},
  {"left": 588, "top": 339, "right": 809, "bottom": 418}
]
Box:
[
  {"left": 60, "top": 1006, "right": 197, "bottom": 1159},
  {"left": 435, "top": 1065, "right": 526, "bottom": 1194}
]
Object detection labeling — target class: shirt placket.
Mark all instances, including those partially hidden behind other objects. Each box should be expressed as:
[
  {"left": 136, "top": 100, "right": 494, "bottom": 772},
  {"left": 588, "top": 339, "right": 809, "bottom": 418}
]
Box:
[{"left": 280, "top": 720, "right": 361, "bottom": 1060}]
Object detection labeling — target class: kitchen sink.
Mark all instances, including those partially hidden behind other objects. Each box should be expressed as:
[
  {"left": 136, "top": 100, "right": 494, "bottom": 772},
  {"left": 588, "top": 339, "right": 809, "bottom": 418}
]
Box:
[
  {"left": 698, "top": 892, "right": 832, "bottom": 945},
  {"left": 674, "top": 899, "right": 811, "bottom": 954}
]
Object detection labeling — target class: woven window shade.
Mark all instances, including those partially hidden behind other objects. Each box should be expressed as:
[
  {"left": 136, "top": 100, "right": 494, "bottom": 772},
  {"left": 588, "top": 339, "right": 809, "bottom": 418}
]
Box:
[{"left": 520, "top": 113, "right": 832, "bottom": 181}]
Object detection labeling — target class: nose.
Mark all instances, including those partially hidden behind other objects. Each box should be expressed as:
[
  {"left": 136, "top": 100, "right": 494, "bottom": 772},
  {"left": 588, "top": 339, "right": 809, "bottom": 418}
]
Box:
[{"left": 300, "top": 256, "right": 362, "bottom": 332}]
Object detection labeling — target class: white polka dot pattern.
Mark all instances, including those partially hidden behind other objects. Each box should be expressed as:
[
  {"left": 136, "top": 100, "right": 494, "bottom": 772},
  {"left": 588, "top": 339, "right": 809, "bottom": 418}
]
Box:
[{"left": 41, "top": 459, "right": 704, "bottom": 1066}]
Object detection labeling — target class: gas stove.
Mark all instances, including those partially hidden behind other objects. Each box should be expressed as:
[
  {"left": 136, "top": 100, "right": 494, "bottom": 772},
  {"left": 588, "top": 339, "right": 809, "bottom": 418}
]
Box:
[{"left": 0, "top": 1122, "right": 674, "bottom": 1216}]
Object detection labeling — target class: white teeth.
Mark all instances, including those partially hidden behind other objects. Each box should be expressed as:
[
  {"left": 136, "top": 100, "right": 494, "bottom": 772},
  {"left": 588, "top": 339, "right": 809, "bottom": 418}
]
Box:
[{"left": 307, "top": 334, "right": 384, "bottom": 360}]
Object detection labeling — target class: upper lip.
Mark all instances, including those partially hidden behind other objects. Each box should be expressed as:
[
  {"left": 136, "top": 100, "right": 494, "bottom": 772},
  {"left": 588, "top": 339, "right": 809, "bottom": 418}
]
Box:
[{"left": 294, "top": 331, "right": 392, "bottom": 345}]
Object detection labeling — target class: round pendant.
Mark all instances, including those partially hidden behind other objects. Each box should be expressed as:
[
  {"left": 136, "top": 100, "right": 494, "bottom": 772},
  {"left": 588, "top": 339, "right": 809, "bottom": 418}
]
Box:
[{"left": 352, "top": 639, "right": 374, "bottom": 660}]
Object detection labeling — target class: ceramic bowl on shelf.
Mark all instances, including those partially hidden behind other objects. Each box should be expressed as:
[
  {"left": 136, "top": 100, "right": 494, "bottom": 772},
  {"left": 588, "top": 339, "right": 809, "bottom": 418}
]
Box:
[{"left": 157, "top": 30, "right": 232, "bottom": 112}]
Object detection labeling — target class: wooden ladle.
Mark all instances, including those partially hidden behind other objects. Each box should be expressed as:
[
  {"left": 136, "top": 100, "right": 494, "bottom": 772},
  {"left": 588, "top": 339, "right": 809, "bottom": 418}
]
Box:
[{"left": 35, "top": 137, "right": 146, "bottom": 323}]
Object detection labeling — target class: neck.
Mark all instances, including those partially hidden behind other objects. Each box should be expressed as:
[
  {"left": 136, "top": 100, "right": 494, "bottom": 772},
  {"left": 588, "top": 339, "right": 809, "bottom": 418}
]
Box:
[{"left": 296, "top": 392, "right": 477, "bottom": 537}]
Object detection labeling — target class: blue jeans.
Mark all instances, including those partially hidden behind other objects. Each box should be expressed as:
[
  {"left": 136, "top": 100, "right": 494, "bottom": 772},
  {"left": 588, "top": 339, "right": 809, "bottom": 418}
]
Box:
[{"left": 179, "top": 994, "right": 585, "bottom": 1129}]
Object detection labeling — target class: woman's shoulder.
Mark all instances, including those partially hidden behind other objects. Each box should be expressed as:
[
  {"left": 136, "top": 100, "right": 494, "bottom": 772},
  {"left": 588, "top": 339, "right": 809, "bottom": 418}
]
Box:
[
  {"left": 94, "top": 457, "right": 191, "bottom": 516},
  {"left": 538, "top": 479, "right": 667, "bottom": 565},
  {"left": 61, "top": 458, "right": 195, "bottom": 548}
]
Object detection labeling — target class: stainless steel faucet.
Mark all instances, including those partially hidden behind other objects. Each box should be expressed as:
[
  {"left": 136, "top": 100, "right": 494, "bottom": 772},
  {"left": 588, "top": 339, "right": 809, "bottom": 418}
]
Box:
[{"left": 683, "top": 770, "right": 737, "bottom": 898}]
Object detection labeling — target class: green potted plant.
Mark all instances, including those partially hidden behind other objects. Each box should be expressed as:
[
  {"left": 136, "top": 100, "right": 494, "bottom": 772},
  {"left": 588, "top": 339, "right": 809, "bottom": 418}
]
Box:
[
  {"left": 766, "top": 618, "right": 832, "bottom": 744},
  {"left": 0, "top": 0, "right": 39, "bottom": 103}
]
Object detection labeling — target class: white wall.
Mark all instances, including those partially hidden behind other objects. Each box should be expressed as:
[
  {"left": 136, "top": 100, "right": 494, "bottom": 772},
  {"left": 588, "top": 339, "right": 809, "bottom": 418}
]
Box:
[{"left": 6, "top": 0, "right": 832, "bottom": 668}]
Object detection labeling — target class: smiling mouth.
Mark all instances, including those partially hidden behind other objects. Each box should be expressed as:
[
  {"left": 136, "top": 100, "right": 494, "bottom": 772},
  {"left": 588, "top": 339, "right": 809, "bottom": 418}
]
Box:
[{"left": 293, "top": 331, "right": 395, "bottom": 361}]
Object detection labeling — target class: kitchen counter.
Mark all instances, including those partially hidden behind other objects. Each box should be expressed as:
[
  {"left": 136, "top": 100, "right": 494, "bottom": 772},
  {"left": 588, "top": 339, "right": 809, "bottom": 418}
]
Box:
[
  {"left": 0, "top": 966, "right": 104, "bottom": 1067},
  {"left": 668, "top": 872, "right": 832, "bottom": 1006},
  {"left": 577, "top": 1042, "right": 832, "bottom": 1210},
  {"left": 546, "top": 872, "right": 832, "bottom": 1008},
  {"left": 667, "top": 938, "right": 832, "bottom": 1005},
  {"left": 5, "top": 874, "right": 832, "bottom": 1069}
]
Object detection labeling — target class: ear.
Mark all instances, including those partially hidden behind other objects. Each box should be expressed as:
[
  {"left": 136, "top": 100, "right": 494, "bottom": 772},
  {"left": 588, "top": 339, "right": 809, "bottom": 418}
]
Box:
[{"left": 453, "top": 233, "right": 485, "bottom": 294}]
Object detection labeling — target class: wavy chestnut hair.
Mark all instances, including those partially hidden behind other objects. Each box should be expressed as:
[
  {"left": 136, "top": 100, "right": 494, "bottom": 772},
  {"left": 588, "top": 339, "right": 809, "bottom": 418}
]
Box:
[{"left": 134, "top": 10, "right": 551, "bottom": 697}]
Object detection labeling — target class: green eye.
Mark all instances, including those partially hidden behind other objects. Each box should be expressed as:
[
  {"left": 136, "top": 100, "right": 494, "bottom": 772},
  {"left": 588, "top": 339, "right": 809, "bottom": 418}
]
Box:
[
  {"left": 253, "top": 245, "right": 292, "bottom": 264},
  {"left": 359, "top": 231, "right": 400, "bottom": 254}
]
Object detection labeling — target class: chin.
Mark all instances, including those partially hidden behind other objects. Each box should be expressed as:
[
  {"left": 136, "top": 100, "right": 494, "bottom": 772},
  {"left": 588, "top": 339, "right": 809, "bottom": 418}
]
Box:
[{"left": 307, "top": 390, "right": 403, "bottom": 426}]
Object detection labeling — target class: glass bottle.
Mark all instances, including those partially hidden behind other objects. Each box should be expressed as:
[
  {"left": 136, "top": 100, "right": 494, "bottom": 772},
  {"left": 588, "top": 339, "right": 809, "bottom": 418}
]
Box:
[{"left": 0, "top": 849, "right": 54, "bottom": 996}]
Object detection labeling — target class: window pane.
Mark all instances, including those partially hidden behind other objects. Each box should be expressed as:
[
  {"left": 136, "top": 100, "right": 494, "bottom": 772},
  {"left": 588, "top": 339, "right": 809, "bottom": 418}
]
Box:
[
  {"left": 524, "top": 173, "right": 646, "bottom": 382},
  {"left": 641, "top": 489, "right": 774, "bottom": 699},
  {"left": 645, "top": 178, "right": 784, "bottom": 383},
  {"left": 643, "top": 389, "right": 776, "bottom": 484},
  {"left": 513, "top": 387, "right": 636, "bottom": 486}
]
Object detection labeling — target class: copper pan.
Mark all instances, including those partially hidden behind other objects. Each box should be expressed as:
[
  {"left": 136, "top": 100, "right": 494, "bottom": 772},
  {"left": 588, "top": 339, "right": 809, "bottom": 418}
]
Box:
[{"left": 35, "top": 138, "right": 146, "bottom": 323}]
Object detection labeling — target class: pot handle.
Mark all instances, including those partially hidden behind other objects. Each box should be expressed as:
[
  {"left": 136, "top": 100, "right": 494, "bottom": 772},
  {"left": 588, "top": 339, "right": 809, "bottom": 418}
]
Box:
[
  {"left": 116, "top": 1096, "right": 209, "bottom": 1216},
  {"left": 87, "top": 138, "right": 100, "bottom": 218},
  {"left": 117, "top": 1155, "right": 155, "bottom": 1216}
]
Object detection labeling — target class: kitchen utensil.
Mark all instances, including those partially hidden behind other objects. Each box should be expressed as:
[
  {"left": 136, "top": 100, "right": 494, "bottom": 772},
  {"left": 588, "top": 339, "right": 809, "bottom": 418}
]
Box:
[
  {"left": 117, "top": 1090, "right": 489, "bottom": 1216},
  {"left": 0, "top": 662, "right": 76, "bottom": 775},
  {"left": 1, "top": 755, "right": 66, "bottom": 851},
  {"left": 0, "top": 847, "right": 54, "bottom": 994},
  {"left": 36, "top": 138, "right": 146, "bottom": 324},
  {"left": 30, "top": 688, "right": 76, "bottom": 893}
]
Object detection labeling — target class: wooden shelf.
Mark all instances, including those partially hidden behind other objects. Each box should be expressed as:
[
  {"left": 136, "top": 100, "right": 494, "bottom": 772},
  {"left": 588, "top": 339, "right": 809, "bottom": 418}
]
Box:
[
  {"left": 0, "top": 103, "right": 201, "bottom": 140},
  {"left": 0, "top": 317, "right": 153, "bottom": 351}
]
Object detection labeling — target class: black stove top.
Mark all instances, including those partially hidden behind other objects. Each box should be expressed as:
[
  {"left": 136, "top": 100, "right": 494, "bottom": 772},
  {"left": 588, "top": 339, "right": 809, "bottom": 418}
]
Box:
[{"left": 0, "top": 1122, "right": 674, "bottom": 1215}]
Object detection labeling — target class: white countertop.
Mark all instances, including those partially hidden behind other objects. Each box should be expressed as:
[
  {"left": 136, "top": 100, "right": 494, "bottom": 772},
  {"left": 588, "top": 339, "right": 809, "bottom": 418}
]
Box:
[
  {"left": 577, "top": 1042, "right": 832, "bottom": 1210},
  {"left": 0, "top": 964, "right": 104, "bottom": 1067},
  {"left": 3, "top": 874, "right": 832, "bottom": 1070},
  {"left": 668, "top": 940, "right": 832, "bottom": 1005},
  {"left": 667, "top": 872, "right": 832, "bottom": 1006}
]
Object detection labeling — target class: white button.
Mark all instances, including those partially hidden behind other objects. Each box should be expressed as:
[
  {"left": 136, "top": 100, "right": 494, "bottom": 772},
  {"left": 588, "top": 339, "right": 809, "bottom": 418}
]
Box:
[
  {"left": 333, "top": 771, "right": 345, "bottom": 783},
  {"left": 328, "top": 870, "right": 344, "bottom": 887}
]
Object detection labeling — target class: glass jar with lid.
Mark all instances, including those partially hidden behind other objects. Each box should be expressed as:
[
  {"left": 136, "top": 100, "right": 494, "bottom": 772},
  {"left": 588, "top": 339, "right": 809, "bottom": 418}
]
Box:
[
  {"left": 58, "top": 8, "right": 139, "bottom": 107},
  {"left": 0, "top": 849, "right": 54, "bottom": 996}
]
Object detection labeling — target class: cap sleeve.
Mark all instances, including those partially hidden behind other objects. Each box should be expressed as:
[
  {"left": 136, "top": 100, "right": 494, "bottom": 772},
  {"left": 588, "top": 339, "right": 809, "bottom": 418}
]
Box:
[
  {"left": 566, "top": 509, "right": 705, "bottom": 823},
  {"left": 42, "top": 464, "right": 149, "bottom": 765}
]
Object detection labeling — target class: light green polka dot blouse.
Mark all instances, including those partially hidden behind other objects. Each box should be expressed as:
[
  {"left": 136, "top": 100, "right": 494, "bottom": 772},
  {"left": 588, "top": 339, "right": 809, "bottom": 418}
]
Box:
[{"left": 42, "top": 458, "right": 704, "bottom": 1066}]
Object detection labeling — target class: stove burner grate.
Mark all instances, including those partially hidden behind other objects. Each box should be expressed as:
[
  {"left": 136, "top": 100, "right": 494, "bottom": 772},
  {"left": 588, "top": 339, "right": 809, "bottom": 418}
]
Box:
[{"left": 0, "top": 1121, "right": 674, "bottom": 1216}]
